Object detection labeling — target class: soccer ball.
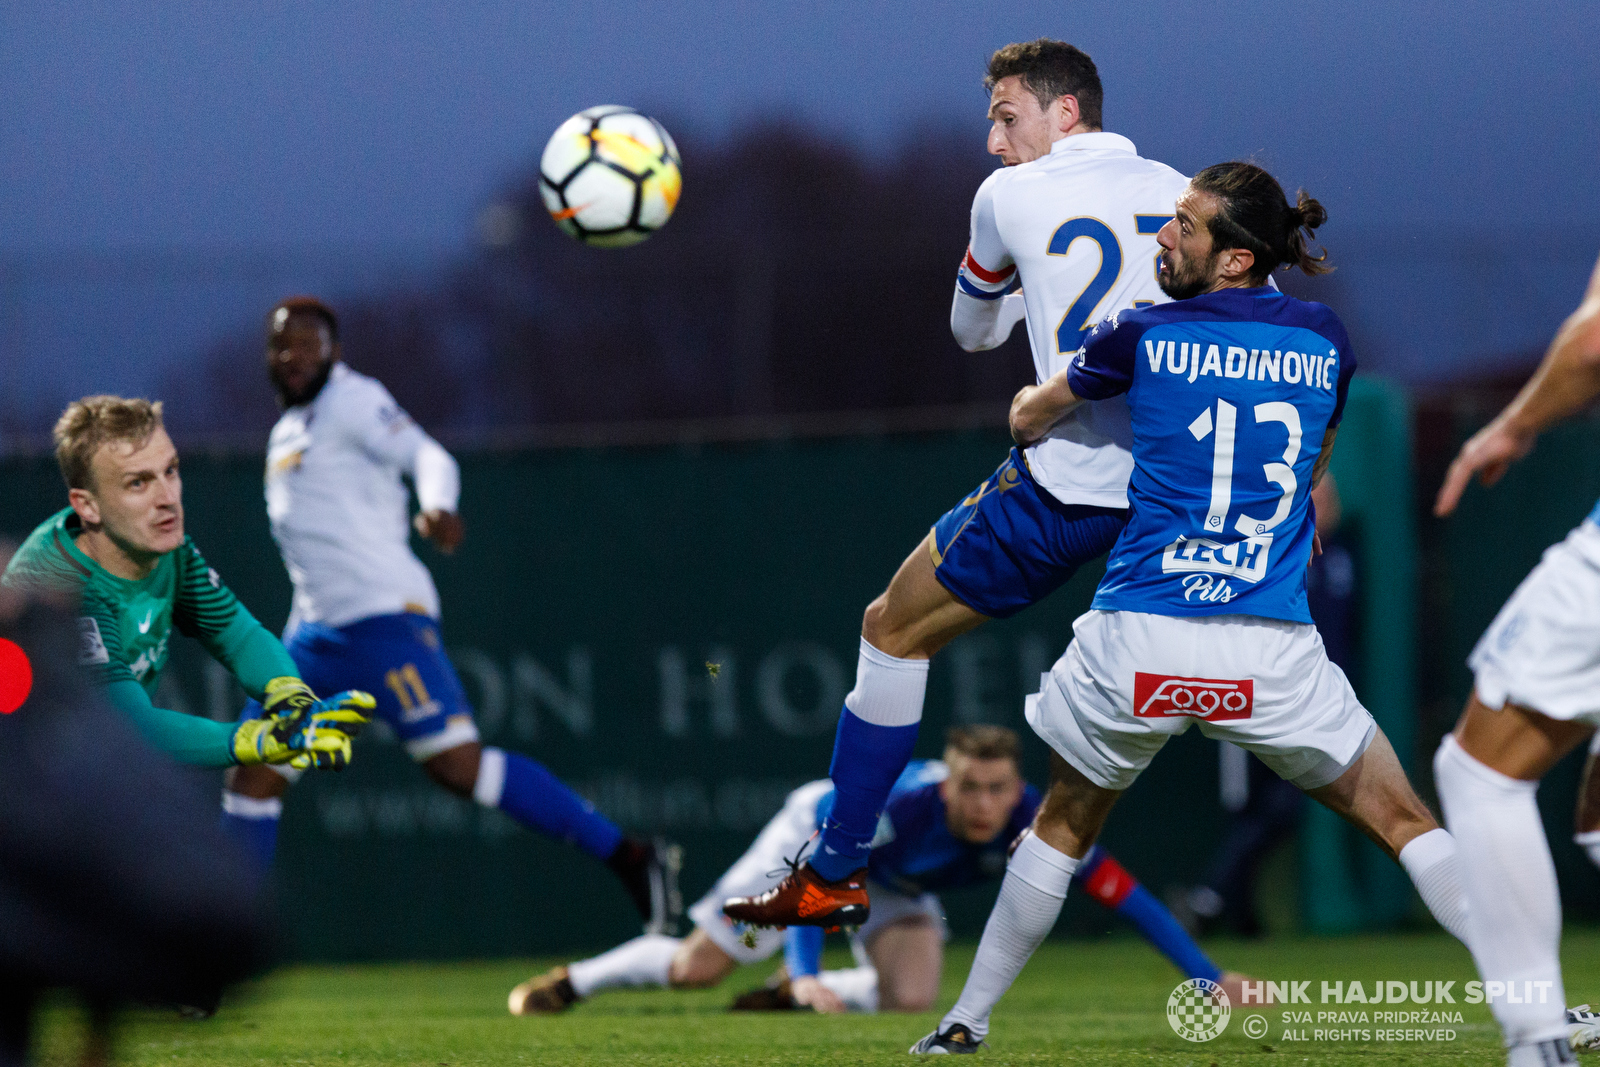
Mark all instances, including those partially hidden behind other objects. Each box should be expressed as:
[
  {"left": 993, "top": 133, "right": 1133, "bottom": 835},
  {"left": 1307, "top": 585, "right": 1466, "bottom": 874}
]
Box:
[{"left": 538, "top": 106, "right": 682, "bottom": 248}]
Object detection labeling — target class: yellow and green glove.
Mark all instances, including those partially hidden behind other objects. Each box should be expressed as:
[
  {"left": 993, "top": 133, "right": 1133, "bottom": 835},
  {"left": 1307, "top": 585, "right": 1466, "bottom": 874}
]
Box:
[{"left": 231, "top": 677, "right": 375, "bottom": 769}]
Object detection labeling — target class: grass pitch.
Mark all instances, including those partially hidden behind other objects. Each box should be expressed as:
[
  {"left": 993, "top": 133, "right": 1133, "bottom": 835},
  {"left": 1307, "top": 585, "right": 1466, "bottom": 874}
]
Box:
[{"left": 33, "top": 929, "right": 1600, "bottom": 1065}]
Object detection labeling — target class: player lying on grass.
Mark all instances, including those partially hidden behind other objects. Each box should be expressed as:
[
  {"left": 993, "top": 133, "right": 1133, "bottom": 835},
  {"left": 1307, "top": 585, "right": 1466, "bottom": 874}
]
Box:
[
  {"left": 1, "top": 396, "right": 371, "bottom": 771},
  {"left": 912, "top": 164, "right": 1485, "bottom": 1053},
  {"left": 510, "top": 726, "right": 1245, "bottom": 1016},
  {"left": 219, "top": 297, "right": 679, "bottom": 931},
  {"left": 724, "top": 38, "right": 1193, "bottom": 933},
  {"left": 1433, "top": 250, "right": 1600, "bottom": 1065}
]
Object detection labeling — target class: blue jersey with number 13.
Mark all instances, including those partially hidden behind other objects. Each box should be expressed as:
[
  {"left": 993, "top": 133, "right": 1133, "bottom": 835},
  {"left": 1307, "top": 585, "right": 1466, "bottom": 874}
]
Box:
[{"left": 1067, "top": 286, "right": 1356, "bottom": 623}]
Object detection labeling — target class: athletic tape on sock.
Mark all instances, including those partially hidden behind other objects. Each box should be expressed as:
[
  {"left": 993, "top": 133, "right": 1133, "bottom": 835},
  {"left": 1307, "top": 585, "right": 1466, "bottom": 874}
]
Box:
[
  {"left": 1574, "top": 830, "right": 1600, "bottom": 869},
  {"left": 842, "top": 637, "right": 929, "bottom": 727},
  {"left": 1007, "top": 832, "right": 1078, "bottom": 898},
  {"left": 1436, "top": 734, "right": 1536, "bottom": 796},
  {"left": 1397, "top": 826, "right": 1471, "bottom": 946},
  {"left": 221, "top": 791, "right": 283, "bottom": 819},
  {"left": 473, "top": 746, "right": 507, "bottom": 807}
]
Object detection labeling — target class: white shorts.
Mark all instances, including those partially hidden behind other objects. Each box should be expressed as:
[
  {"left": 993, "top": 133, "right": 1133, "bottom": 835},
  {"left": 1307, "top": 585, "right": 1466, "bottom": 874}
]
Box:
[
  {"left": 1470, "top": 520, "right": 1600, "bottom": 725},
  {"left": 687, "top": 779, "right": 946, "bottom": 964},
  {"left": 1026, "top": 609, "right": 1377, "bottom": 792}
]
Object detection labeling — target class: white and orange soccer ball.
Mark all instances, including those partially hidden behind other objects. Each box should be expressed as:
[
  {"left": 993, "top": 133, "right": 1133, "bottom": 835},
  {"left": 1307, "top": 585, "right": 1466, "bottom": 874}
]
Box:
[{"left": 538, "top": 106, "right": 682, "bottom": 248}]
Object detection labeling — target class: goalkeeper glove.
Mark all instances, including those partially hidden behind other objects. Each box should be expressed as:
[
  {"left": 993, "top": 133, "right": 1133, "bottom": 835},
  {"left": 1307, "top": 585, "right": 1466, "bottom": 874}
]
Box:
[
  {"left": 231, "top": 678, "right": 374, "bottom": 769},
  {"left": 287, "top": 690, "right": 376, "bottom": 770}
]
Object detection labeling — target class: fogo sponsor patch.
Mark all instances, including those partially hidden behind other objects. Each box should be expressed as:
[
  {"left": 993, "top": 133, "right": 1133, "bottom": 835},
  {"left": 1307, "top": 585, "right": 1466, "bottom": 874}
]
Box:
[{"left": 1133, "top": 672, "right": 1253, "bottom": 720}]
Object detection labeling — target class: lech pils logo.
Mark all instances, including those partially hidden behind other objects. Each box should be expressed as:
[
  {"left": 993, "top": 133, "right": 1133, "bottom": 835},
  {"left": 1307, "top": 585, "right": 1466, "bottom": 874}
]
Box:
[{"left": 1167, "top": 978, "right": 1230, "bottom": 1042}]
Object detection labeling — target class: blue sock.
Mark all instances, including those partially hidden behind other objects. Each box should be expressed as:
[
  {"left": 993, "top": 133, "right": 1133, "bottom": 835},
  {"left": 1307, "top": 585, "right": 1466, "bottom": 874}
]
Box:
[
  {"left": 812, "top": 707, "right": 919, "bottom": 882},
  {"left": 220, "top": 792, "right": 282, "bottom": 873},
  {"left": 1078, "top": 846, "right": 1222, "bottom": 982},
  {"left": 478, "top": 747, "right": 623, "bottom": 862}
]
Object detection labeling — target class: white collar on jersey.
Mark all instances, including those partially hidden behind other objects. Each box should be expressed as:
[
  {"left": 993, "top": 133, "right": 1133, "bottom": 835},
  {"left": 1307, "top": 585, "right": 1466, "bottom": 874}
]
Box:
[{"left": 1050, "top": 131, "right": 1138, "bottom": 156}]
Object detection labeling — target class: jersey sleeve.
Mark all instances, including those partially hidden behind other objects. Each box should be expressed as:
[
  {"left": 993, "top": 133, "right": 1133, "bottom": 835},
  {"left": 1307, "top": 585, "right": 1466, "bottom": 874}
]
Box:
[
  {"left": 1067, "top": 310, "right": 1143, "bottom": 400},
  {"left": 954, "top": 171, "right": 1017, "bottom": 303},
  {"left": 952, "top": 172, "right": 1025, "bottom": 351},
  {"left": 1321, "top": 310, "right": 1359, "bottom": 427},
  {"left": 171, "top": 539, "right": 298, "bottom": 698},
  {"left": 339, "top": 377, "right": 461, "bottom": 510},
  {"left": 80, "top": 586, "right": 238, "bottom": 767},
  {"left": 340, "top": 378, "right": 431, "bottom": 468}
]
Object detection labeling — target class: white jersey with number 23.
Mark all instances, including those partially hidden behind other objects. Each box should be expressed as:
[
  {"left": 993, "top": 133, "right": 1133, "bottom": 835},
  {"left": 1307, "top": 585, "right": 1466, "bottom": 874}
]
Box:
[{"left": 957, "top": 132, "right": 1188, "bottom": 508}]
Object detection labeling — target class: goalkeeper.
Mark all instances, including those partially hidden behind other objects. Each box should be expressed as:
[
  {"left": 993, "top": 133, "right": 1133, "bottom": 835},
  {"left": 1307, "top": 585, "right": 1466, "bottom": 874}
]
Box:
[{"left": 1, "top": 395, "right": 371, "bottom": 770}]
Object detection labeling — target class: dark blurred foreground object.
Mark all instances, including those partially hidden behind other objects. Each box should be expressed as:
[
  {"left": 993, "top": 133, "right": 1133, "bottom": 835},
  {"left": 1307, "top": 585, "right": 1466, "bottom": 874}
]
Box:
[{"left": 0, "top": 583, "right": 274, "bottom": 1066}]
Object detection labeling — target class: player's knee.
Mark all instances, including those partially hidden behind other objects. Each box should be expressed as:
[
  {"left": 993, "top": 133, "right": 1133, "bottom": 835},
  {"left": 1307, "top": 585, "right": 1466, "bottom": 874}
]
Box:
[
  {"left": 885, "top": 988, "right": 937, "bottom": 1013},
  {"left": 665, "top": 956, "right": 722, "bottom": 989},
  {"left": 861, "top": 595, "right": 921, "bottom": 658},
  {"left": 667, "top": 935, "right": 735, "bottom": 989},
  {"left": 860, "top": 596, "right": 892, "bottom": 644},
  {"left": 422, "top": 743, "right": 481, "bottom": 798},
  {"left": 224, "top": 764, "right": 290, "bottom": 800}
]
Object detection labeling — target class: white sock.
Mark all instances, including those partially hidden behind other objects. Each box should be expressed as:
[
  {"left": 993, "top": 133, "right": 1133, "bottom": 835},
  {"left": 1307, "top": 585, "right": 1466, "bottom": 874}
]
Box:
[
  {"left": 1397, "top": 827, "right": 1471, "bottom": 947},
  {"left": 844, "top": 637, "right": 929, "bottom": 727},
  {"left": 817, "top": 966, "right": 879, "bottom": 1013},
  {"left": 566, "top": 934, "right": 681, "bottom": 998},
  {"left": 940, "top": 833, "right": 1078, "bottom": 1038},
  {"left": 221, "top": 791, "right": 283, "bottom": 820},
  {"left": 1434, "top": 736, "right": 1569, "bottom": 1048}
]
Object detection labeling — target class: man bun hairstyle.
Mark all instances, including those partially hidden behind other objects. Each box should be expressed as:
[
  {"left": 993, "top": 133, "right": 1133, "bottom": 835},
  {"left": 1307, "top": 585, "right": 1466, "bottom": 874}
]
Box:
[
  {"left": 268, "top": 295, "right": 339, "bottom": 343},
  {"left": 945, "top": 724, "right": 1021, "bottom": 766},
  {"left": 54, "top": 395, "right": 165, "bottom": 490},
  {"left": 1191, "top": 162, "right": 1331, "bottom": 285},
  {"left": 985, "top": 39, "right": 1103, "bottom": 131}
]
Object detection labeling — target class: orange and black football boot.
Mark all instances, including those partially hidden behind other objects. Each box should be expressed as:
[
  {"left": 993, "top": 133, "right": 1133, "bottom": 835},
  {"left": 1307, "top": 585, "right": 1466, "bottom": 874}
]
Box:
[{"left": 722, "top": 861, "right": 869, "bottom": 929}]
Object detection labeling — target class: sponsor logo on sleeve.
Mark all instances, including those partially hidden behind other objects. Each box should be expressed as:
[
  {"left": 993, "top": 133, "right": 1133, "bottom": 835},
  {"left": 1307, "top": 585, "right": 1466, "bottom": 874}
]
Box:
[
  {"left": 76, "top": 617, "right": 110, "bottom": 665},
  {"left": 207, "top": 567, "right": 221, "bottom": 589},
  {"left": 1134, "top": 672, "right": 1253, "bottom": 720},
  {"left": 377, "top": 404, "right": 413, "bottom": 433}
]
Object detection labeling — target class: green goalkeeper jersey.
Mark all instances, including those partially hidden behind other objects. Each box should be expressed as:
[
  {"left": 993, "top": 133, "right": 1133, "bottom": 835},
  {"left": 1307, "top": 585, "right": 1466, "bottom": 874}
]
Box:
[{"left": 2, "top": 507, "right": 299, "bottom": 766}]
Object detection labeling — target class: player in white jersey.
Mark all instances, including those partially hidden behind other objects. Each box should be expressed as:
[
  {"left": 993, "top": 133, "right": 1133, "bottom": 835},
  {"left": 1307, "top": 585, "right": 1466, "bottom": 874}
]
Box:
[
  {"left": 221, "top": 297, "right": 682, "bottom": 934},
  {"left": 913, "top": 163, "right": 1486, "bottom": 1053},
  {"left": 1432, "top": 251, "right": 1600, "bottom": 1065},
  {"left": 726, "top": 39, "right": 1190, "bottom": 931}
]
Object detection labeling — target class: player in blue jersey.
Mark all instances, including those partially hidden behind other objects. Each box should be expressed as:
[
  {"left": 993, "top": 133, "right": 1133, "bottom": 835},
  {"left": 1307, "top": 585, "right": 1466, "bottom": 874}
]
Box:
[
  {"left": 726, "top": 38, "right": 1191, "bottom": 933},
  {"left": 1432, "top": 251, "right": 1600, "bottom": 1065},
  {"left": 509, "top": 726, "right": 1242, "bottom": 1015},
  {"left": 914, "top": 164, "right": 1481, "bottom": 1053}
]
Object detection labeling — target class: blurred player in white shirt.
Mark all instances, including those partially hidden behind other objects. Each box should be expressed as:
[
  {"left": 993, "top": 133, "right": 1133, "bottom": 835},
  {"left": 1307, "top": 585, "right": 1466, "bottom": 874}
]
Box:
[
  {"left": 1434, "top": 253, "right": 1600, "bottom": 1065},
  {"left": 726, "top": 38, "right": 1189, "bottom": 930},
  {"left": 221, "top": 297, "right": 680, "bottom": 933}
]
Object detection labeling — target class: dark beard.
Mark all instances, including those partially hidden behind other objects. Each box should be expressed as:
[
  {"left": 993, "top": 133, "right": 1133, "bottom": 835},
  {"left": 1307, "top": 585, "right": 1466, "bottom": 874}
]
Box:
[
  {"left": 1157, "top": 250, "right": 1218, "bottom": 301},
  {"left": 271, "top": 359, "right": 334, "bottom": 409}
]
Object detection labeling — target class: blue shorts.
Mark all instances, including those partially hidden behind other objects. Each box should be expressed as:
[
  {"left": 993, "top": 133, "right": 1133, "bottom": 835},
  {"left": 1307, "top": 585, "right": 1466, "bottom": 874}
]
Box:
[
  {"left": 240, "top": 612, "right": 478, "bottom": 762},
  {"left": 929, "top": 448, "right": 1128, "bottom": 619}
]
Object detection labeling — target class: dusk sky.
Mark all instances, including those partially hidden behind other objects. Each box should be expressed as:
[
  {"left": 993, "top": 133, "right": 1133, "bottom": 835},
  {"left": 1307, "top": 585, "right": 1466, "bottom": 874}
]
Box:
[{"left": 1, "top": 1, "right": 1597, "bottom": 433}]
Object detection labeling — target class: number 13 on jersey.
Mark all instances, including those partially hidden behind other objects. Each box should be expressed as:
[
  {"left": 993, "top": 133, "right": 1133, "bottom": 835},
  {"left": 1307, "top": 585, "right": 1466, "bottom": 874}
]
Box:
[{"left": 1158, "top": 398, "right": 1304, "bottom": 585}]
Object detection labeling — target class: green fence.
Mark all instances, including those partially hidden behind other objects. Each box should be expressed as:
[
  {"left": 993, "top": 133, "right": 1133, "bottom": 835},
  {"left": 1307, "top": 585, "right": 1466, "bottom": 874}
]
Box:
[{"left": 0, "top": 385, "right": 1474, "bottom": 957}]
